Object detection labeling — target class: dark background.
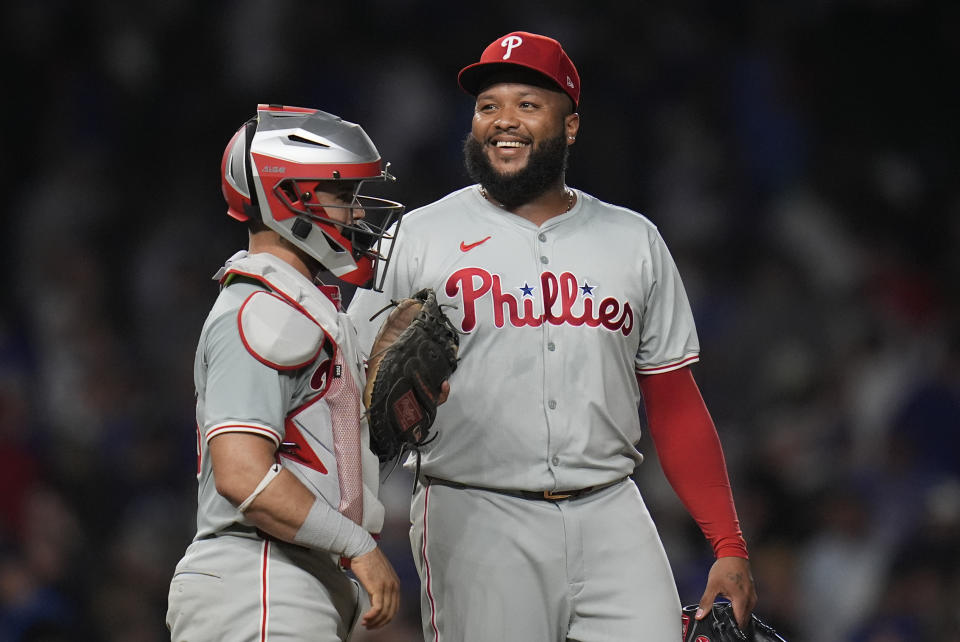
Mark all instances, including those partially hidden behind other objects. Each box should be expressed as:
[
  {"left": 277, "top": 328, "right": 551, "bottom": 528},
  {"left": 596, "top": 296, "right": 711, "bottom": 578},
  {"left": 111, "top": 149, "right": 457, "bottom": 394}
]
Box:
[{"left": 1, "top": 1, "right": 958, "bottom": 641}]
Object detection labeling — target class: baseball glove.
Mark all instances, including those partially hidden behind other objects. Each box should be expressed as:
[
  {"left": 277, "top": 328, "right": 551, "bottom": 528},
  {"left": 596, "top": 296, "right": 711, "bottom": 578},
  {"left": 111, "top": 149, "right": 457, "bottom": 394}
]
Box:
[
  {"left": 362, "top": 288, "right": 459, "bottom": 462},
  {"left": 682, "top": 603, "right": 787, "bottom": 642}
]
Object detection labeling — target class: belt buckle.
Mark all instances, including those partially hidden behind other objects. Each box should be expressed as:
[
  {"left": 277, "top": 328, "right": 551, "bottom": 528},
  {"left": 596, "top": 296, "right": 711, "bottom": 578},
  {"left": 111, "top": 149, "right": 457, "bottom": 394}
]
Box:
[{"left": 543, "top": 490, "right": 573, "bottom": 500}]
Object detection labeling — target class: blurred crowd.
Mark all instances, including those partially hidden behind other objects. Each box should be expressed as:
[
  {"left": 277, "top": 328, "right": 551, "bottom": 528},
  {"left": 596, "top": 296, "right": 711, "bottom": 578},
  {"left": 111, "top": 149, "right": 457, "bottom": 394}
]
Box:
[{"left": 1, "top": 1, "right": 957, "bottom": 641}]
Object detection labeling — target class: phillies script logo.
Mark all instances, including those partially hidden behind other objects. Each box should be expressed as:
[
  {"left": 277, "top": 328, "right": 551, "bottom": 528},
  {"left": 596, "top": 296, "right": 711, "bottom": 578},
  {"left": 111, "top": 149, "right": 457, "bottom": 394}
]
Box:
[{"left": 445, "top": 267, "right": 634, "bottom": 335}]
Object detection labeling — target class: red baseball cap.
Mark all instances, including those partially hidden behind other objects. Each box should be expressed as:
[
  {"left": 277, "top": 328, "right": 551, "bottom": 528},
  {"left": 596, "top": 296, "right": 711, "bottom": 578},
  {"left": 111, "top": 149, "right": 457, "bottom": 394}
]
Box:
[{"left": 458, "top": 31, "right": 580, "bottom": 108}]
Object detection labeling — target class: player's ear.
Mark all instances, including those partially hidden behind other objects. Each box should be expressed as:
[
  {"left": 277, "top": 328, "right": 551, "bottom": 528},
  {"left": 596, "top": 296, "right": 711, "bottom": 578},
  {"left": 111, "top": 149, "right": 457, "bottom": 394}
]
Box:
[{"left": 565, "top": 112, "right": 580, "bottom": 144}]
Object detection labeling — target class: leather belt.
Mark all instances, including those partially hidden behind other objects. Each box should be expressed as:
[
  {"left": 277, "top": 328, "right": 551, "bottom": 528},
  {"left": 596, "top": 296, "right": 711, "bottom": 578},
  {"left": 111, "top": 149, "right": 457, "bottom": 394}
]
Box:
[{"left": 424, "top": 476, "right": 626, "bottom": 502}]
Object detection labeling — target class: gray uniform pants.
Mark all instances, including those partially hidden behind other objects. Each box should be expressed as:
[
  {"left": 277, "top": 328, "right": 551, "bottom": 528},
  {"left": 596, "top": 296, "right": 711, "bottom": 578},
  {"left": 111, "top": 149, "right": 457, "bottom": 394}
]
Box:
[
  {"left": 167, "top": 535, "right": 365, "bottom": 641},
  {"left": 410, "top": 478, "right": 681, "bottom": 641}
]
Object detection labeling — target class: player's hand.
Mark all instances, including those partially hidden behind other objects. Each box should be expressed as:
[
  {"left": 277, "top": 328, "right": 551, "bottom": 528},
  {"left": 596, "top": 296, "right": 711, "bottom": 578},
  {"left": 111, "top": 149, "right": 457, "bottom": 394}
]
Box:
[
  {"left": 696, "top": 556, "right": 757, "bottom": 629},
  {"left": 350, "top": 547, "right": 400, "bottom": 629},
  {"left": 438, "top": 380, "right": 451, "bottom": 405}
]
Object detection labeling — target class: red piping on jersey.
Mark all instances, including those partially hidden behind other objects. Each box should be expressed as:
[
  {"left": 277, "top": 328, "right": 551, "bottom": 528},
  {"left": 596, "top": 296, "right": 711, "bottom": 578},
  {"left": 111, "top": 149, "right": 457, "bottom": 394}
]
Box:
[
  {"left": 195, "top": 423, "right": 202, "bottom": 478},
  {"left": 260, "top": 540, "right": 270, "bottom": 641},
  {"left": 237, "top": 291, "right": 325, "bottom": 371},
  {"left": 422, "top": 485, "right": 440, "bottom": 641},
  {"left": 636, "top": 353, "right": 700, "bottom": 374},
  {"left": 206, "top": 423, "right": 282, "bottom": 447}
]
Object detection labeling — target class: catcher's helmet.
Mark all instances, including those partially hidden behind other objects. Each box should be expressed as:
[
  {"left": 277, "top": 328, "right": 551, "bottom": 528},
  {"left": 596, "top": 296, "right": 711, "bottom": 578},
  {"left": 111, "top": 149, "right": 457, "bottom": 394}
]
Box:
[{"left": 221, "top": 104, "right": 404, "bottom": 290}]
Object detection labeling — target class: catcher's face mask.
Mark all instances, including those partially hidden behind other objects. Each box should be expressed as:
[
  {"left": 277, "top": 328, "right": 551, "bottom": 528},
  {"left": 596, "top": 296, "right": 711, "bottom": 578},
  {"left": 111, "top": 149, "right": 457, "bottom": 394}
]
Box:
[{"left": 221, "top": 104, "right": 405, "bottom": 291}]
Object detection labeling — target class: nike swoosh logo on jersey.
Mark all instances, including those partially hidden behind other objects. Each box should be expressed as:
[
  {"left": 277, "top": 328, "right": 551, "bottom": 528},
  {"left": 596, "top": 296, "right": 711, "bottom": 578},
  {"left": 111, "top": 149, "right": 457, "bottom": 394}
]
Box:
[{"left": 460, "top": 236, "right": 492, "bottom": 252}]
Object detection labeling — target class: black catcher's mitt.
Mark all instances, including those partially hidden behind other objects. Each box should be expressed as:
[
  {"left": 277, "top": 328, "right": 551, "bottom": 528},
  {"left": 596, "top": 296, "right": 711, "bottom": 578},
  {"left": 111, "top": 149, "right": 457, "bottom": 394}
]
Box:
[
  {"left": 682, "top": 603, "right": 787, "bottom": 642},
  {"left": 362, "top": 288, "right": 459, "bottom": 462}
]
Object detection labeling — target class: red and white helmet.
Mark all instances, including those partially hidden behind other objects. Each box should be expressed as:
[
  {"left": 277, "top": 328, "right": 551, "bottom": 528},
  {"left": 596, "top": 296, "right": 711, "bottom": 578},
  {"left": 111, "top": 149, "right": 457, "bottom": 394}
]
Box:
[{"left": 221, "top": 104, "right": 405, "bottom": 290}]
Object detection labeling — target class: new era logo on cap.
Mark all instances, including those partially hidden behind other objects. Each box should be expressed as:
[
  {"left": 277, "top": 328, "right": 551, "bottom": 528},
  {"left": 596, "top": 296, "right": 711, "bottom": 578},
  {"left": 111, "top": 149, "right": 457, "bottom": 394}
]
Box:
[{"left": 458, "top": 31, "right": 581, "bottom": 107}]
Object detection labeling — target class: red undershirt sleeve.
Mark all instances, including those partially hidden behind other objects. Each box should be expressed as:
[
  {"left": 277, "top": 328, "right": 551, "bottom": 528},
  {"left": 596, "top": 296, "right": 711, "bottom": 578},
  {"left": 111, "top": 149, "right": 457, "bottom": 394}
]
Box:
[{"left": 637, "top": 366, "right": 749, "bottom": 559}]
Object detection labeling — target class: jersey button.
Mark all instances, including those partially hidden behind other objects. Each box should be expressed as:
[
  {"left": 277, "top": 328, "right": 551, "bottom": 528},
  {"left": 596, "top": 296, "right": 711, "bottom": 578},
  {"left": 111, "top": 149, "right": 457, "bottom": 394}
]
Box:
[
  {"left": 538, "top": 233, "right": 547, "bottom": 242},
  {"left": 540, "top": 256, "right": 549, "bottom": 264},
  {"left": 547, "top": 342, "right": 556, "bottom": 351},
  {"left": 548, "top": 400, "right": 557, "bottom": 409},
  {"left": 551, "top": 456, "right": 560, "bottom": 465}
]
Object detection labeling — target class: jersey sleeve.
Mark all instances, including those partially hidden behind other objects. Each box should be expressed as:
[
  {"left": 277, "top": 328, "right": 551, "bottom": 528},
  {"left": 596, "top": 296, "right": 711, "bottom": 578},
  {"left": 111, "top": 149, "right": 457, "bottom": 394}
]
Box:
[
  {"left": 635, "top": 229, "right": 700, "bottom": 374},
  {"left": 200, "top": 308, "right": 292, "bottom": 446},
  {"left": 638, "top": 367, "right": 748, "bottom": 558}
]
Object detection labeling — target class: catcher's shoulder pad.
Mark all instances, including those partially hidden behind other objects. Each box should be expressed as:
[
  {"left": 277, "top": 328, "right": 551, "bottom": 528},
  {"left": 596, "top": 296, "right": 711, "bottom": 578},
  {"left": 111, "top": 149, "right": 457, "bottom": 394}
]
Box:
[{"left": 238, "top": 290, "right": 324, "bottom": 369}]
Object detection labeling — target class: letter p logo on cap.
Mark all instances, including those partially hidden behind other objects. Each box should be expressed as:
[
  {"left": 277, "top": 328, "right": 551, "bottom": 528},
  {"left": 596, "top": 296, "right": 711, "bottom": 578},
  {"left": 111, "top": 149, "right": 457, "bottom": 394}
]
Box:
[
  {"left": 500, "top": 35, "right": 523, "bottom": 59},
  {"left": 458, "top": 31, "right": 581, "bottom": 107}
]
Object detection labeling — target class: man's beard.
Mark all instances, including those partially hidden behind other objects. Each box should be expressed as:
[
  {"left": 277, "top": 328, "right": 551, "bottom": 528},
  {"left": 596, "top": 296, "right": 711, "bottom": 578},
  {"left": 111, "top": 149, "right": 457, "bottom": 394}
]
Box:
[{"left": 463, "top": 132, "right": 569, "bottom": 210}]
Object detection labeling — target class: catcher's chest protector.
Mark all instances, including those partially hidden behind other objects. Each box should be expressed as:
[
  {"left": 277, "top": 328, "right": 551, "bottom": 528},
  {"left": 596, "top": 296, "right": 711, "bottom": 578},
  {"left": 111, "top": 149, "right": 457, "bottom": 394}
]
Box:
[{"left": 221, "top": 250, "right": 385, "bottom": 535}]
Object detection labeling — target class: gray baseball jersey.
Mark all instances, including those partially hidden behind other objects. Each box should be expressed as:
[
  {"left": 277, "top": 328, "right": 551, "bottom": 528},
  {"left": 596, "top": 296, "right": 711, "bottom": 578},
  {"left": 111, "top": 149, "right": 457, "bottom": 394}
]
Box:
[
  {"left": 349, "top": 185, "right": 700, "bottom": 490},
  {"left": 347, "top": 186, "right": 696, "bottom": 640},
  {"left": 168, "top": 251, "right": 381, "bottom": 642}
]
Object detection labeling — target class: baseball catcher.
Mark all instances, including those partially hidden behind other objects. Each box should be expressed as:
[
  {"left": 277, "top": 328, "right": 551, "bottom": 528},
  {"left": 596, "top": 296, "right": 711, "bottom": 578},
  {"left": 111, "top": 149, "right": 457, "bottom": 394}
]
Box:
[
  {"left": 362, "top": 288, "right": 460, "bottom": 462},
  {"left": 168, "top": 104, "right": 407, "bottom": 639},
  {"left": 683, "top": 603, "right": 788, "bottom": 642}
]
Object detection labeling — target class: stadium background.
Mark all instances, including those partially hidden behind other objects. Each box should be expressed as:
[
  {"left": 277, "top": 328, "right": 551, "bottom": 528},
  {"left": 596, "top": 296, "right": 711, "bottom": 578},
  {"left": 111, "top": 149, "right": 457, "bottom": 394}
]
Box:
[{"left": 0, "top": 2, "right": 957, "bottom": 640}]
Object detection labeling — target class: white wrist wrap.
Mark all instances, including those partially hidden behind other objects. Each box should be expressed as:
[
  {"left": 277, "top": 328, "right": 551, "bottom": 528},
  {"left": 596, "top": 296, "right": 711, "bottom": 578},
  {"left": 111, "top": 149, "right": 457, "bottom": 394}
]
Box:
[
  {"left": 294, "top": 498, "right": 376, "bottom": 559},
  {"left": 238, "top": 463, "right": 282, "bottom": 512}
]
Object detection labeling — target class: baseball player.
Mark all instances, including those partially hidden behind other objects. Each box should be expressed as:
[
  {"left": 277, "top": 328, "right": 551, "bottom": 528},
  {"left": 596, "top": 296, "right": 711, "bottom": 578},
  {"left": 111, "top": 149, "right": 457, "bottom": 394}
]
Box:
[
  {"left": 166, "top": 105, "right": 407, "bottom": 641},
  {"left": 348, "top": 32, "right": 757, "bottom": 641}
]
